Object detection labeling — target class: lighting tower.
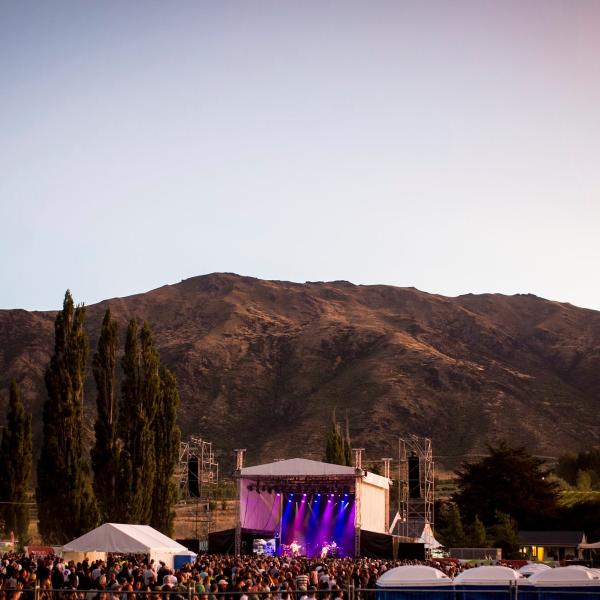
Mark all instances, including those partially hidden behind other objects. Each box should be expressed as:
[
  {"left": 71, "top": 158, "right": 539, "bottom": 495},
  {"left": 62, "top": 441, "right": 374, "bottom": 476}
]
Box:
[{"left": 398, "top": 435, "right": 434, "bottom": 539}]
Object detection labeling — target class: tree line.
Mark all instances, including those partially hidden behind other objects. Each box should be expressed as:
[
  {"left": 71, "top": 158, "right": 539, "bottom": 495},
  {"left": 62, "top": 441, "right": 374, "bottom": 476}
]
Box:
[
  {"left": 0, "top": 290, "right": 180, "bottom": 546},
  {"left": 437, "top": 442, "right": 600, "bottom": 557}
]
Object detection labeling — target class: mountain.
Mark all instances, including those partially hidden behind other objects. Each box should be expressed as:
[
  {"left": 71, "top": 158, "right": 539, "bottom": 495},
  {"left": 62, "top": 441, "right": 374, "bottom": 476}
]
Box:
[{"left": 1, "top": 273, "right": 599, "bottom": 471}]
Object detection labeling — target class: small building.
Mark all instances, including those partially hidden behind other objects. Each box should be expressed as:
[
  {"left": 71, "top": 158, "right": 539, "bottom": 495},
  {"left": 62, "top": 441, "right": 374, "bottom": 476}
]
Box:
[{"left": 519, "top": 531, "right": 587, "bottom": 561}]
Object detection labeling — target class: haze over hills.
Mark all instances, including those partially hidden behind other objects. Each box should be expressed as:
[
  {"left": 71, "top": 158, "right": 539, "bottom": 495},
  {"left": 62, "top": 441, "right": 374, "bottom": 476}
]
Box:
[{"left": 1, "top": 273, "right": 599, "bottom": 471}]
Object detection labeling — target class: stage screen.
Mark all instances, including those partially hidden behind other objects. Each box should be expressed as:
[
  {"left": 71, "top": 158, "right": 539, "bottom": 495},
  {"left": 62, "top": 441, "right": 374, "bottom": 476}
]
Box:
[{"left": 280, "top": 492, "right": 355, "bottom": 558}]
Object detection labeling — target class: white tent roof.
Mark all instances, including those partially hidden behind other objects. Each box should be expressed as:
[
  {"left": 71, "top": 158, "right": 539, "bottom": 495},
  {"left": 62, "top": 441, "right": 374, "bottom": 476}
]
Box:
[
  {"left": 241, "top": 458, "right": 357, "bottom": 477},
  {"left": 580, "top": 541, "right": 600, "bottom": 549},
  {"left": 529, "top": 566, "right": 600, "bottom": 586},
  {"left": 63, "top": 523, "right": 188, "bottom": 554},
  {"left": 454, "top": 566, "right": 523, "bottom": 584},
  {"left": 377, "top": 566, "right": 451, "bottom": 587}
]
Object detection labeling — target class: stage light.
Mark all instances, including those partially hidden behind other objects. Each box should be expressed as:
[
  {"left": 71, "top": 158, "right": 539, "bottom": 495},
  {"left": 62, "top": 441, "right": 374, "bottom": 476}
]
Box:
[
  {"left": 303, "top": 493, "right": 307, "bottom": 497},
  {"left": 276, "top": 493, "right": 281, "bottom": 497},
  {"left": 317, "top": 493, "right": 321, "bottom": 497}
]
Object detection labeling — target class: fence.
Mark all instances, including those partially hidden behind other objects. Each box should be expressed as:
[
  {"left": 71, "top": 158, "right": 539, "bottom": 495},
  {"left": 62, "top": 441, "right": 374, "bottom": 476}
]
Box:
[{"left": 7, "top": 586, "right": 600, "bottom": 600}]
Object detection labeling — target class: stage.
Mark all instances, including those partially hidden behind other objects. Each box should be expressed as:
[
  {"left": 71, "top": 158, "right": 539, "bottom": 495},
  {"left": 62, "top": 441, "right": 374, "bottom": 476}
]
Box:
[{"left": 226, "top": 456, "right": 393, "bottom": 558}]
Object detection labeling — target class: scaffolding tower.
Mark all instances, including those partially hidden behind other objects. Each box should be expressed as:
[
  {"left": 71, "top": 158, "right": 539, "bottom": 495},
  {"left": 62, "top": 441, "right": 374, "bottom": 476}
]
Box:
[
  {"left": 176, "top": 437, "right": 219, "bottom": 541},
  {"left": 398, "top": 435, "right": 434, "bottom": 539}
]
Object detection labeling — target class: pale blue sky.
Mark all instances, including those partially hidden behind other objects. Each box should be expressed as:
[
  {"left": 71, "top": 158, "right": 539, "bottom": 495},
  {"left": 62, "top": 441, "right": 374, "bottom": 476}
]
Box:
[{"left": 1, "top": 1, "right": 599, "bottom": 311}]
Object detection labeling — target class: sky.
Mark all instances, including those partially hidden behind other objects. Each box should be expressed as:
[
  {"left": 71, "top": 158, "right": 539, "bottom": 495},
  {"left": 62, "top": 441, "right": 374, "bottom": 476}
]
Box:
[{"left": 1, "top": 1, "right": 599, "bottom": 311}]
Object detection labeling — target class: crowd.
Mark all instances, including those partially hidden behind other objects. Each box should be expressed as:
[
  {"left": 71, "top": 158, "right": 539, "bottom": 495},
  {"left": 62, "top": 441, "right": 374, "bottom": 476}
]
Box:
[{"left": 0, "top": 553, "right": 475, "bottom": 600}]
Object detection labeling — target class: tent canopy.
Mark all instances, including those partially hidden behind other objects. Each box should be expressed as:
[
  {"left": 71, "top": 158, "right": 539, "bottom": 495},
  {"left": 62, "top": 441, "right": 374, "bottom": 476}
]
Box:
[{"left": 63, "top": 523, "right": 188, "bottom": 554}]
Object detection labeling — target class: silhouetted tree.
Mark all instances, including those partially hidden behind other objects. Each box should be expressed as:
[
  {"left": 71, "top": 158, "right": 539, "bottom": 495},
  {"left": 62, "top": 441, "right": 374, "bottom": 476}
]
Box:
[
  {"left": 118, "top": 321, "right": 160, "bottom": 523},
  {"left": 437, "top": 503, "right": 466, "bottom": 549},
  {"left": 468, "top": 515, "right": 488, "bottom": 547},
  {"left": 325, "top": 410, "right": 345, "bottom": 465},
  {"left": 91, "top": 309, "right": 120, "bottom": 521},
  {"left": 490, "top": 511, "right": 521, "bottom": 558},
  {"left": 0, "top": 381, "right": 32, "bottom": 546},
  {"left": 150, "top": 367, "right": 181, "bottom": 535},
  {"left": 37, "top": 291, "right": 98, "bottom": 543},
  {"left": 453, "top": 441, "right": 558, "bottom": 528}
]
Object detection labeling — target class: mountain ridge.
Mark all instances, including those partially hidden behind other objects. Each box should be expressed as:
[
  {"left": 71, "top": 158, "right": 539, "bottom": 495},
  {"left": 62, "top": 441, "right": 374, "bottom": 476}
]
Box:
[{"left": 1, "top": 272, "right": 599, "bottom": 470}]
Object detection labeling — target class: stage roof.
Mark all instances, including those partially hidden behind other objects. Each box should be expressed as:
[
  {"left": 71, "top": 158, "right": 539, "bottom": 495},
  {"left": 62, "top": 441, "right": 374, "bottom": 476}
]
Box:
[
  {"left": 241, "top": 458, "right": 356, "bottom": 477},
  {"left": 240, "top": 458, "right": 390, "bottom": 489}
]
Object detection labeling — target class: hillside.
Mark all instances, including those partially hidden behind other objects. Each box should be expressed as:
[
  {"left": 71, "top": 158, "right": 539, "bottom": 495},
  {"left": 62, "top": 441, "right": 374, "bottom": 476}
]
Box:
[{"left": 1, "top": 273, "right": 599, "bottom": 471}]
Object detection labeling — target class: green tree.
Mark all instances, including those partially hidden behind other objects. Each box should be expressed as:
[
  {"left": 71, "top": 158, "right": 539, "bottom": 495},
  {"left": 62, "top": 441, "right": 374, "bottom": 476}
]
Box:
[
  {"left": 342, "top": 413, "right": 352, "bottom": 466},
  {"left": 37, "top": 291, "right": 98, "bottom": 543},
  {"left": 0, "top": 381, "right": 32, "bottom": 546},
  {"left": 91, "top": 309, "right": 120, "bottom": 522},
  {"left": 150, "top": 367, "right": 181, "bottom": 535},
  {"left": 490, "top": 511, "right": 521, "bottom": 559},
  {"left": 437, "top": 503, "right": 466, "bottom": 549},
  {"left": 468, "top": 514, "right": 488, "bottom": 547},
  {"left": 453, "top": 441, "right": 558, "bottom": 528},
  {"left": 118, "top": 321, "right": 160, "bottom": 523},
  {"left": 325, "top": 410, "right": 345, "bottom": 465}
]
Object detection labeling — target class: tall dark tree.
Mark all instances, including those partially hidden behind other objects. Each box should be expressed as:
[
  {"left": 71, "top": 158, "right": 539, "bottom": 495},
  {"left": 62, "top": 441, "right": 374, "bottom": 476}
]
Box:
[
  {"left": 150, "top": 367, "right": 181, "bottom": 535},
  {"left": 118, "top": 321, "right": 160, "bottom": 523},
  {"left": 468, "top": 515, "right": 488, "bottom": 547},
  {"left": 0, "top": 381, "right": 32, "bottom": 546},
  {"left": 325, "top": 410, "right": 345, "bottom": 465},
  {"left": 342, "top": 412, "right": 352, "bottom": 466},
  {"left": 437, "top": 503, "right": 466, "bottom": 549},
  {"left": 91, "top": 309, "right": 120, "bottom": 522},
  {"left": 37, "top": 291, "right": 98, "bottom": 543},
  {"left": 453, "top": 441, "right": 559, "bottom": 528},
  {"left": 490, "top": 511, "right": 521, "bottom": 559}
]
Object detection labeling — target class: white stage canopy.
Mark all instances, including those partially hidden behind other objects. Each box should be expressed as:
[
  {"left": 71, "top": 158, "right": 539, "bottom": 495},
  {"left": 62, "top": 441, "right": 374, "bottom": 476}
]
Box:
[{"left": 63, "top": 523, "right": 188, "bottom": 568}]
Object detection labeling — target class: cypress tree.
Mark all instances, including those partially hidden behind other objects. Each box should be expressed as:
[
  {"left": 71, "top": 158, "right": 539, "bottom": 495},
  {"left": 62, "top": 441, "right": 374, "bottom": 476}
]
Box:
[
  {"left": 91, "top": 309, "right": 119, "bottom": 522},
  {"left": 325, "top": 410, "right": 345, "bottom": 465},
  {"left": 118, "top": 320, "right": 160, "bottom": 523},
  {"left": 150, "top": 367, "right": 181, "bottom": 535},
  {"left": 0, "top": 380, "right": 32, "bottom": 547},
  {"left": 342, "top": 413, "right": 352, "bottom": 466},
  {"left": 468, "top": 514, "right": 488, "bottom": 547},
  {"left": 37, "top": 291, "right": 98, "bottom": 543}
]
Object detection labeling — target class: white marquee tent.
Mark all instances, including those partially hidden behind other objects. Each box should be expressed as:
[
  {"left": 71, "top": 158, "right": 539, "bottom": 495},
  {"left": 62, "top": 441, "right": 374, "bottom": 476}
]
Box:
[{"left": 63, "top": 523, "right": 189, "bottom": 568}]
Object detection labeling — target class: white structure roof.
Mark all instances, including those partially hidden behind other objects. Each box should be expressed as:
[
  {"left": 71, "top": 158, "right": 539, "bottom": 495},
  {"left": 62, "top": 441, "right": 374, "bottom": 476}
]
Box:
[
  {"left": 63, "top": 523, "right": 188, "bottom": 554},
  {"left": 241, "top": 458, "right": 357, "bottom": 477},
  {"left": 241, "top": 458, "right": 390, "bottom": 489},
  {"left": 529, "top": 566, "right": 600, "bottom": 586},
  {"left": 454, "top": 566, "right": 523, "bottom": 584},
  {"left": 377, "top": 565, "right": 451, "bottom": 587}
]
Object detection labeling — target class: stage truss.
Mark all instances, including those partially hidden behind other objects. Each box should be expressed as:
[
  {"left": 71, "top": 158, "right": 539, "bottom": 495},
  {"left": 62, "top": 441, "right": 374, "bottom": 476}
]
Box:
[
  {"left": 176, "top": 436, "right": 219, "bottom": 540},
  {"left": 398, "top": 435, "right": 434, "bottom": 539}
]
